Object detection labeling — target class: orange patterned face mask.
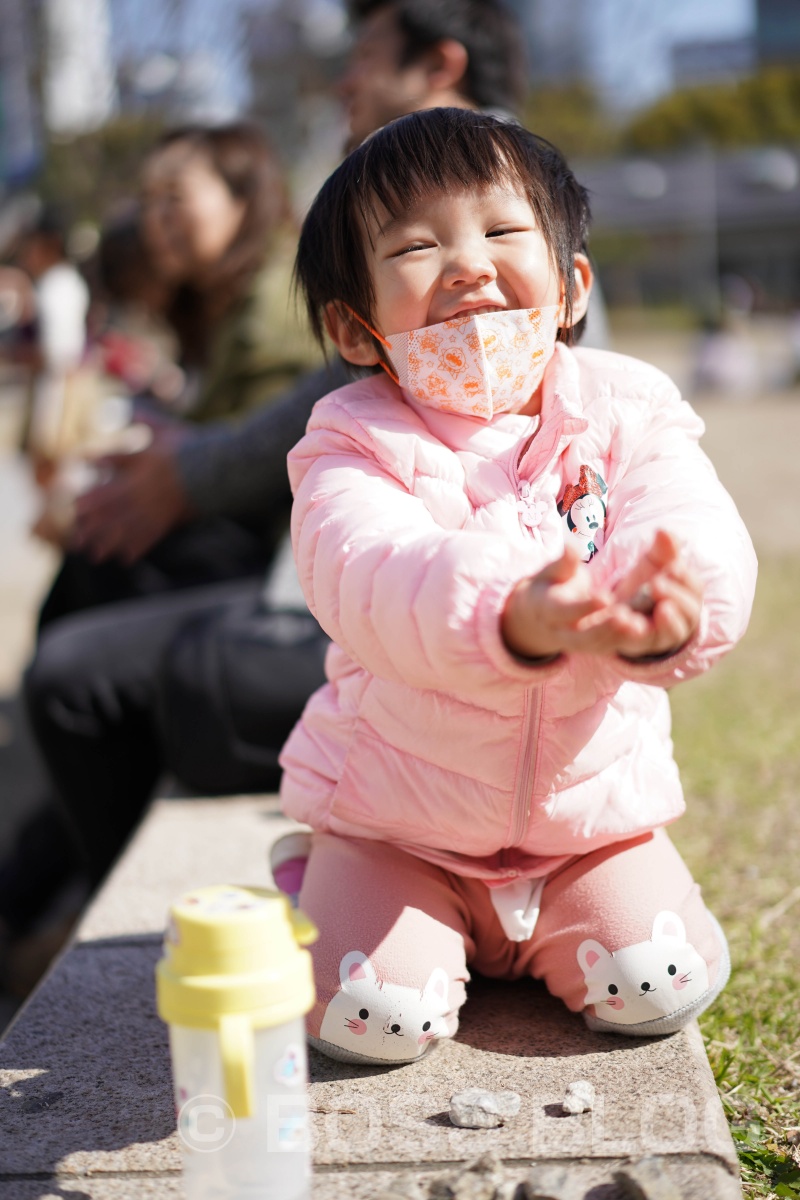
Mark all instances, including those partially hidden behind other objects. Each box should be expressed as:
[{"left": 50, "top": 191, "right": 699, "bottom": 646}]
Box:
[{"left": 380, "top": 306, "right": 561, "bottom": 420}]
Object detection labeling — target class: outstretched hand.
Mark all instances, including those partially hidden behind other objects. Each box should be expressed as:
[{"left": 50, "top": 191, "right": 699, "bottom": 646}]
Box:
[{"left": 502, "top": 531, "right": 703, "bottom": 661}]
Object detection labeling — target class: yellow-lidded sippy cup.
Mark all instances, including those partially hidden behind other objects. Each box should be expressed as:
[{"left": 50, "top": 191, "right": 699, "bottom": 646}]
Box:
[{"left": 156, "top": 884, "right": 317, "bottom": 1200}]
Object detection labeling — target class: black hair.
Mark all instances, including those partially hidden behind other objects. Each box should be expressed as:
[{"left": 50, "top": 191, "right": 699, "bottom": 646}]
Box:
[
  {"left": 349, "top": 0, "right": 527, "bottom": 114},
  {"left": 21, "top": 204, "right": 70, "bottom": 256},
  {"left": 93, "top": 211, "right": 155, "bottom": 305},
  {"left": 295, "top": 107, "right": 591, "bottom": 361}
]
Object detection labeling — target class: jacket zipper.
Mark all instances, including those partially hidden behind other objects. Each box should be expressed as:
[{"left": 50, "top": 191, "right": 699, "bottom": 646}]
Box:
[
  {"left": 509, "top": 684, "right": 544, "bottom": 849},
  {"left": 507, "top": 449, "right": 548, "bottom": 852},
  {"left": 507, "top": 411, "right": 576, "bottom": 853}
]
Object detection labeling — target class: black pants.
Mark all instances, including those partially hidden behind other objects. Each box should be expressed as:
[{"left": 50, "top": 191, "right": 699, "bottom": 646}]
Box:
[
  {"left": 38, "top": 515, "right": 277, "bottom": 632},
  {"left": 24, "top": 580, "right": 329, "bottom": 887}
]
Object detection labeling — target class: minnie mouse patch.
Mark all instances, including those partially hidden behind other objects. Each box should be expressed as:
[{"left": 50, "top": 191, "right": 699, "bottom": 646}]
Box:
[{"left": 557, "top": 465, "right": 608, "bottom": 562}]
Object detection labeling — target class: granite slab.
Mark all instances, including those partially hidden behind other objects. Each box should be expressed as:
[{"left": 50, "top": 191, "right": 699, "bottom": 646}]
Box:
[
  {"left": 0, "top": 797, "right": 742, "bottom": 1199},
  {"left": 75, "top": 796, "right": 300, "bottom": 942},
  {"left": 0, "top": 1157, "right": 742, "bottom": 1200}
]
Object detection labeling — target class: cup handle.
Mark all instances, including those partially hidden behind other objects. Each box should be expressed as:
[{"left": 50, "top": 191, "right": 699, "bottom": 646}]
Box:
[{"left": 219, "top": 1013, "right": 254, "bottom": 1118}]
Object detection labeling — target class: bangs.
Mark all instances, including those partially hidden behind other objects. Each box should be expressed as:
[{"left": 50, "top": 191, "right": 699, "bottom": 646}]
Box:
[{"left": 354, "top": 112, "right": 548, "bottom": 240}]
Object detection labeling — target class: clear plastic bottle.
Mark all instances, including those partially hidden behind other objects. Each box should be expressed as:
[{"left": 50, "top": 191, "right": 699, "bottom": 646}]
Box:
[{"left": 156, "top": 884, "right": 317, "bottom": 1200}]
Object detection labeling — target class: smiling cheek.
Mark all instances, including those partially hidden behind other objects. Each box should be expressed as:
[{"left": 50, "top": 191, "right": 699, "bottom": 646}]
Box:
[
  {"left": 605, "top": 996, "right": 625, "bottom": 1009},
  {"left": 418, "top": 1031, "right": 436, "bottom": 1045},
  {"left": 348, "top": 1018, "right": 368, "bottom": 1035},
  {"left": 672, "top": 975, "right": 689, "bottom": 991}
]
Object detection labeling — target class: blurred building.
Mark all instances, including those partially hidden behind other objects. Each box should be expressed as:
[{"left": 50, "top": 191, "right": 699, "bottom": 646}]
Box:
[
  {"left": 519, "top": 0, "right": 593, "bottom": 88},
  {"left": 0, "top": 0, "right": 41, "bottom": 186},
  {"left": 244, "top": 0, "right": 349, "bottom": 169},
  {"left": 41, "top": 0, "right": 116, "bottom": 136},
  {"left": 757, "top": 0, "right": 800, "bottom": 64},
  {"left": 672, "top": 37, "right": 756, "bottom": 88},
  {"left": 579, "top": 146, "right": 800, "bottom": 313},
  {"left": 521, "top": 0, "right": 760, "bottom": 111}
]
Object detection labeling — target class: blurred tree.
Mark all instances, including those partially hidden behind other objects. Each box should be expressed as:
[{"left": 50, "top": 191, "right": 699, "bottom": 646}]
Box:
[
  {"left": 625, "top": 67, "right": 800, "bottom": 151},
  {"left": 35, "top": 115, "right": 165, "bottom": 223},
  {"left": 523, "top": 83, "right": 622, "bottom": 158}
]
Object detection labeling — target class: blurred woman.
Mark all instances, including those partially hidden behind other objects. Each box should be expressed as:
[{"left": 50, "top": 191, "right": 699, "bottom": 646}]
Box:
[
  {"left": 139, "top": 122, "right": 314, "bottom": 423},
  {"left": 38, "top": 120, "right": 320, "bottom": 627}
]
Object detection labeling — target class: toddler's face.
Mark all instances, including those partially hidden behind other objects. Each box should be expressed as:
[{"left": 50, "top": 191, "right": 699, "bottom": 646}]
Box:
[{"left": 365, "top": 184, "right": 563, "bottom": 338}]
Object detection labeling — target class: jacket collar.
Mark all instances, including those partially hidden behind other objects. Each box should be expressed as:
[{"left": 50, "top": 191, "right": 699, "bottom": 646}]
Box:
[
  {"left": 516, "top": 343, "right": 589, "bottom": 478},
  {"left": 540, "top": 342, "right": 589, "bottom": 434}
]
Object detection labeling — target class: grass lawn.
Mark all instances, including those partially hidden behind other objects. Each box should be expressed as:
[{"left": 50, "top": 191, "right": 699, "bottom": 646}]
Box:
[{"left": 670, "top": 554, "right": 800, "bottom": 1199}]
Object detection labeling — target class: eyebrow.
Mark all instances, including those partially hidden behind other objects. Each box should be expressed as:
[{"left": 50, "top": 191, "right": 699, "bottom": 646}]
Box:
[{"left": 375, "top": 209, "right": 417, "bottom": 240}]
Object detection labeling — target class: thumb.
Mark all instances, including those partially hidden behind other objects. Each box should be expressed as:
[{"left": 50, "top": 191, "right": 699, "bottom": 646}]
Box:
[{"left": 541, "top": 544, "right": 581, "bottom": 585}]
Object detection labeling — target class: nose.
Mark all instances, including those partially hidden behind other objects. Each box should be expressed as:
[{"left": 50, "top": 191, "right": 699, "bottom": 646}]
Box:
[
  {"left": 442, "top": 241, "right": 497, "bottom": 290},
  {"left": 390, "top": 1023, "right": 401, "bottom": 1033},
  {"left": 640, "top": 982, "right": 651, "bottom": 992}
]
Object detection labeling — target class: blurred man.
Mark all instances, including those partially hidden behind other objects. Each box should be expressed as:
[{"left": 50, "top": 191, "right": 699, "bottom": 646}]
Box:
[
  {"left": 339, "top": 0, "right": 610, "bottom": 347},
  {"left": 340, "top": 0, "right": 527, "bottom": 149}
]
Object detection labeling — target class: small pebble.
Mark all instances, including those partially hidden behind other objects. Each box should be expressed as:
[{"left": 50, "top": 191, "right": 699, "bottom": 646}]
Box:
[
  {"left": 449, "top": 1088, "right": 521, "bottom": 1129},
  {"left": 561, "top": 1079, "right": 595, "bottom": 1115}
]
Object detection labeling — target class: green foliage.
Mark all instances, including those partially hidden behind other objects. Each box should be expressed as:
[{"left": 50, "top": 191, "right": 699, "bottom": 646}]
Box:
[
  {"left": 625, "top": 67, "right": 800, "bottom": 152},
  {"left": 35, "top": 115, "right": 166, "bottom": 224},
  {"left": 523, "top": 83, "right": 622, "bottom": 158},
  {"left": 731, "top": 1123, "right": 800, "bottom": 1197},
  {"left": 670, "top": 556, "right": 800, "bottom": 1198}
]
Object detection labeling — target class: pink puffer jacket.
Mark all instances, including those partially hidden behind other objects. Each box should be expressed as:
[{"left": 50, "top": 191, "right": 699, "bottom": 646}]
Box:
[{"left": 279, "top": 344, "right": 756, "bottom": 882}]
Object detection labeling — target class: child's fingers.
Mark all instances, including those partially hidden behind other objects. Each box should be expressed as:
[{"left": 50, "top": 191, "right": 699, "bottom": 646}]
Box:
[
  {"left": 567, "top": 603, "right": 650, "bottom": 653},
  {"left": 548, "top": 593, "right": 611, "bottom": 626},
  {"left": 612, "top": 594, "right": 696, "bottom": 659},
  {"left": 571, "top": 585, "right": 697, "bottom": 659},
  {"left": 650, "top": 572, "right": 703, "bottom": 620},
  {"left": 650, "top": 597, "right": 696, "bottom": 652},
  {"left": 537, "top": 544, "right": 582, "bottom": 585},
  {"left": 613, "top": 530, "right": 680, "bottom": 605},
  {"left": 655, "top": 561, "right": 704, "bottom": 604}
]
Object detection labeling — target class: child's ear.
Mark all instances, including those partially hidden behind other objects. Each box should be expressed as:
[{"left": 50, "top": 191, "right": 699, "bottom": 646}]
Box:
[
  {"left": 559, "top": 253, "right": 593, "bottom": 330},
  {"left": 324, "top": 302, "right": 382, "bottom": 367}
]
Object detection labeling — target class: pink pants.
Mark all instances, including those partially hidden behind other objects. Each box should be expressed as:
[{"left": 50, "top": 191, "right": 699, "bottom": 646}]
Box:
[{"left": 298, "top": 829, "right": 728, "bottom": 1064}]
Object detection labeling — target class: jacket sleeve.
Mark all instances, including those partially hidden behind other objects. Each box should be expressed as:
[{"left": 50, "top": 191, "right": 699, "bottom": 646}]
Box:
[
  {"left": 588, "top": 373, "right": 757, "bottom": 688},
  {"left": 176, "top": 360, "right": 350, "bottom": 518},
  {"left": 288, "top": 399, "right": 564, "bottom": 698}
]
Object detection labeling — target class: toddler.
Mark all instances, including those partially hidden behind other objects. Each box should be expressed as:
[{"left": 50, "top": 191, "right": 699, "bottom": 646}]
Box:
[{"left": 276, "top": 108, "right": 757, "bottom": 1064}]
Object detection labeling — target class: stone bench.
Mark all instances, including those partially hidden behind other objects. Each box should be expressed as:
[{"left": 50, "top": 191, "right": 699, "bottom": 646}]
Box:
[{"left": 0, "top": 796, "right": 743, "bottom": 1198}]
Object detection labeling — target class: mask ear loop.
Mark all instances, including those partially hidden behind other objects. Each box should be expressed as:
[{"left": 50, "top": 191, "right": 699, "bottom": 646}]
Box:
[{"left": 341, "top": 302, "right": 400, "bottom": 385}]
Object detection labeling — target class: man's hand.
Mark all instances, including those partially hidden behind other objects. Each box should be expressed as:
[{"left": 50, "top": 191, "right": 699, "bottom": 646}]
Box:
[
  {"left": 501, "top": 531, "right": 703, "bottom": 661},
  {"left": 72, "top": 428, "right": 196, "bottom": 565}
]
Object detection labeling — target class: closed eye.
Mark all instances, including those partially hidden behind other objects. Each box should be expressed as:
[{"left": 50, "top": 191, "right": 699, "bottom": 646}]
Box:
[
  {"left": 486, "top": 227, "right": 529, "bottom": 238},
  {"left": 392, "top": 242, "right": 433, "bottom": 257}
]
